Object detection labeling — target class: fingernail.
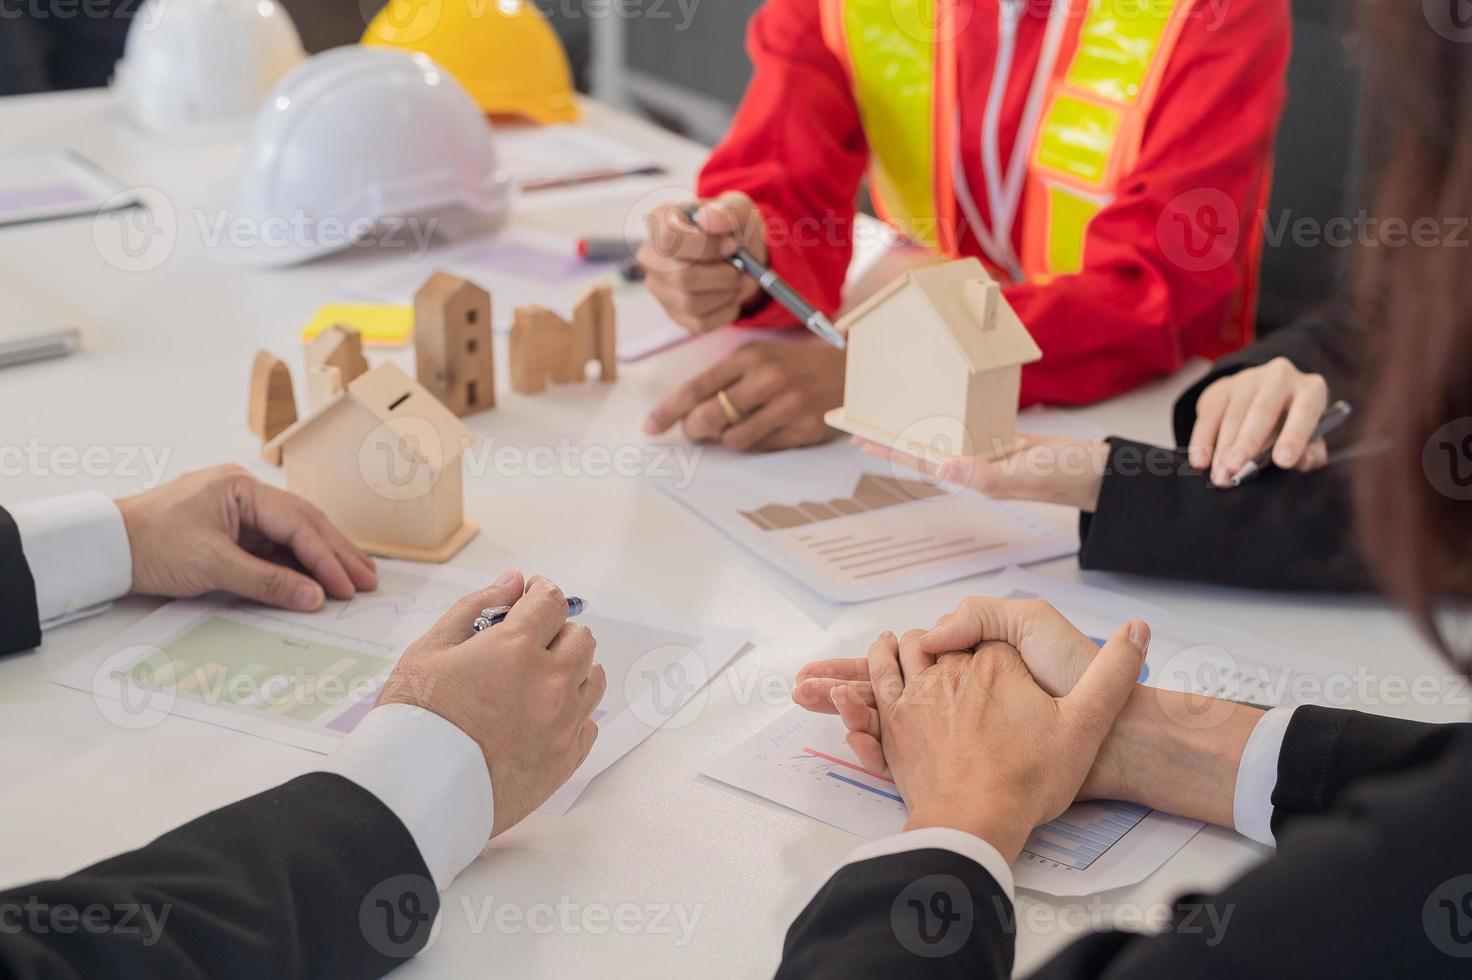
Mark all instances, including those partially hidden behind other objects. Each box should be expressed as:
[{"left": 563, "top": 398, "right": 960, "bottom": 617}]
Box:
[
  {"left": 295, "top": 582, "right": 323, "bottom": 610},
  {"left": 1127, "top": 621, "right": 1151, "bottom": 652},
  {"left": 494, "top": 569, "right": 518, "bottom": 587},
  {"left": 830, "top": 689, "right": 843, "bottom": 708}
]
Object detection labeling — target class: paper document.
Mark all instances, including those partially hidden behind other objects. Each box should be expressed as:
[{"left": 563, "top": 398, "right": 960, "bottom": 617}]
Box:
[
  {"left": 661, "top": 442, "right": 1077, "bottom": 602},
  {"left": 341, "top": 230, "right": 688, "bottom": 361},
  {"left": 704, "top": 709, "right": 1202, "bottom": 897},
  {"left": 497, "top": 124, "right": 662, "bottom": 192},
  {"left": 53, "top": 562, "right": 750, "bottom": 814},
  {"left": 0, "top": 150, "right": 137, "bottom": 227},
  {"left": 704, "top": 569, "right": 1349, "bottom": 895}
]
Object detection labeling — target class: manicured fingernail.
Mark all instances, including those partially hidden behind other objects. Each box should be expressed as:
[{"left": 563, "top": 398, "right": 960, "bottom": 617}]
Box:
[
  {"left": 1127, "top": 621, "right": 1151, "bottom": 652},
  {"left": 295, "top": 582, "right": 323, "bottom": 610},
  {"left": 494, "top": 569, "right": 518, "bottom": 586}
]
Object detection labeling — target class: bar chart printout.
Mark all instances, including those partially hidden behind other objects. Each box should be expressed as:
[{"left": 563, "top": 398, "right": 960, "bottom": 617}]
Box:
[
  {"left": 663, "top": 445, "right": 1076, "bottom": 602},
  {"left": 703, "top": 710, "right": 1204, "bottom": 897}
]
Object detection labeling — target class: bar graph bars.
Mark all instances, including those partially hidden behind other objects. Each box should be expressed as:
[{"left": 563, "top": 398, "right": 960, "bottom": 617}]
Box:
[
  {"left": 739, "top": 474, "right": 947, "bottom": 531},
  {"left": 1022, "top": 801, "right": 1152, "bottom": 871},
  {"left": 124, "top": 615, "right": 393, "bottom": 727}
]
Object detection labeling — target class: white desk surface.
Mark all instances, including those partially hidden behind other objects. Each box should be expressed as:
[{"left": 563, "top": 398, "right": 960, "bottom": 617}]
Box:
[{"left": 0, "top": 89, "right": 1457, "bottom": 977}]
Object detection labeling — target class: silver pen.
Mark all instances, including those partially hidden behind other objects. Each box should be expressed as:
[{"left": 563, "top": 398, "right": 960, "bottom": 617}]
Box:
[
  {"left": 680, "top": 203, "right": 846, "bottom": 349},
  {"left": 1232, "top": 400, "right": 1353, "bottom": 487}
]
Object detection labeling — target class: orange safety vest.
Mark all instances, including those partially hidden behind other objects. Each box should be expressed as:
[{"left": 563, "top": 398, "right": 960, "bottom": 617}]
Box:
[{"left": 819, "top": 0, "right": 1253, "bottom": 299}]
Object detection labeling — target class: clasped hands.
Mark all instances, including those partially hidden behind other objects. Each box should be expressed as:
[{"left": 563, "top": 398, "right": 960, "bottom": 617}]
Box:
[{"left": 792, "top": 599, "right": 1150, "bottom": 862}]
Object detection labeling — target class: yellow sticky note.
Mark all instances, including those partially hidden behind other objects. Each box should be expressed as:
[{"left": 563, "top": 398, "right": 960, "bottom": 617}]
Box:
[{"left": 300, "top": 304, "right": 414, "bottom": 348}]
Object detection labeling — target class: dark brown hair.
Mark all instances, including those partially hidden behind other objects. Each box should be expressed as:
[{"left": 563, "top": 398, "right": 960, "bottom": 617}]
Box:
[{"left": 1354, "top": 0, "right": 1472, "bottom": 658}]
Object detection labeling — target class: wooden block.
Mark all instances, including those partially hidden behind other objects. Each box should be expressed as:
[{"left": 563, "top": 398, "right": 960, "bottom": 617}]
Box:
[
  {"left": 248, "top": 350, "right": 296, "bottom": 465},
  {"left": 571, "top": 281, "right": 618, "bottom": 382},
  {"left": 414, "top": 271, "right": 495, "bottom": 417},
  {"left": 509, "top": 305, "right": 573, "bottom": 395},
  {"left": 305, "top": 325, "right": 369, "bottom": 385},
  {"left": 306, "top": 364, "right": 344, "bottom": 411}
]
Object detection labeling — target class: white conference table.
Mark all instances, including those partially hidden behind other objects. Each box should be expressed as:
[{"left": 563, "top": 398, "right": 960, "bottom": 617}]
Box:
[{"left": 0, "top": 89, "right": 1458, "bottom": 977}]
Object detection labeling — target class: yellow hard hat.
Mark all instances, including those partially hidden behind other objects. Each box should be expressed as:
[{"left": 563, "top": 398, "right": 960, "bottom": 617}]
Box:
[{"left": 362, "top": 0, "right": 579, "bottom": 125}]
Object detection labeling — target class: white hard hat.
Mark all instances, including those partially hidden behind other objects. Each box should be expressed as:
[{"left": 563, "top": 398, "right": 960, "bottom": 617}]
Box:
[
  {"left": 218, "top": 46, "right": 513, "bottom": 267},
  {"left": 112, "top": 0, "right": 306, "bottom": 138}
]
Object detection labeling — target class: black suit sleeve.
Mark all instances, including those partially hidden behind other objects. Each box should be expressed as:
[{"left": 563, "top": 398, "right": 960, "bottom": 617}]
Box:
[
  {"left": 1170, "top": 300, "right": 1364, "bottom": 445},
  {"left": 1076, "top": 438, "right": 1371, "bottom": 591},
  {"left": 776, "top": 848, "right": 1013, "bottom": 979},
  {"left": 779, "top": 714, "right": 1472, "bottom": 979},
  {"left": 1269, "top": 704, "right": 1472, "bottom": 835},
  {"left": 0, "top": 773, "right": 439, "bottom": 979},
  {"left": 0, "top": 504, "right": 42, "bottom": 657}
]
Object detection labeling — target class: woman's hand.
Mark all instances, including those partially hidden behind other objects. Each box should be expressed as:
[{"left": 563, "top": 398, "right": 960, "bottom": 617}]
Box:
[
  {"left": 117, "top": 465, "right": 377, "bottom": 610},
  {"left": 796, "top": 600, "right": 1137, "bottom": 802},
  {"left": 1188, "top": 357, "right": 1331, "bottom": 487},
  {"left": 853, "top": 434, "right": 1110, "bottom": 512},
  {"left": 844, "top": 623, "right": 1148, "bottom": 860}
]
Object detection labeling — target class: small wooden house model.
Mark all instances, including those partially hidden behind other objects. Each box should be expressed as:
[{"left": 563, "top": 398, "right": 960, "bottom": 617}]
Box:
[
  {"left": 414, "top": 272, "right": 495, "bottom": 417},
  {"left": 264, "top": 362, "right": 478, "bottom": 563},
  {"left": 824, "top": 258, "right": 1041, "bottom": 462}
]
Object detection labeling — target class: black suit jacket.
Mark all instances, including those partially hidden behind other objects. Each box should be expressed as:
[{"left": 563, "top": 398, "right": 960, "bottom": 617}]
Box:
[
  {"left": 0, "top": 504, "right": 42, "bottom": 656},
  {"left": 778, "top": 705, "right": 1472, "bottom": 978},
  {"left": 0, "top": 505, "right": 437, "bottom": 976},
  {"left": 0, "top": 774, "right": 438, "bottom": 978},
  {"left": 1077, "top": 304, "right": 1374, "bottom": 591}
]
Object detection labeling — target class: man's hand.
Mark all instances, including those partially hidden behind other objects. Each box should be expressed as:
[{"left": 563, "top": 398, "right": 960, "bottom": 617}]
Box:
[
  {"left": 1189, "top": 356, "right": 1331, "bottom": 487},
  {"left": 637, "top": 192, "right": 766, "bottom": 333},
  {"left": 845, "top": 623, "right": 1146, "bottom": 861},
  {"left": 854, "top": 434, "right": 1111, "bottom": 512},
  {"left": 644, "top": 340, "right": 845, "bottom": 451},
  {"left": 116, "top": 465, "right": 377, "bottom": 611},
  {"left": 796, "top": 599, "right": 1144, "bottom": 802},
  {"left": 377, "top": 573, "right": 606, "bottom": 837}
]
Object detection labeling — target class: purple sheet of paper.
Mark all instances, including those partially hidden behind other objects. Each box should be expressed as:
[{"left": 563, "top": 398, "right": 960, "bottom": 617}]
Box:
[
  {"left": 0, "top": 183, "right": 91, "bottom": 217},
  {"left": 458, "top": 241, "right": 613, "bottom": 282}
]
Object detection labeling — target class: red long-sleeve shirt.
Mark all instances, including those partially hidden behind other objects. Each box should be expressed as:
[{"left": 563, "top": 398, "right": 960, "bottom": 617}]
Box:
[{"left": 697, "top": 0, "right": 1290, "bottom": 406}]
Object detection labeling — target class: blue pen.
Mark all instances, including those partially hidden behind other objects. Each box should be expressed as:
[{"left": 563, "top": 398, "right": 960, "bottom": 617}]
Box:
[{"left": 472, "top": 597, "right": 585, "bottom": 632}]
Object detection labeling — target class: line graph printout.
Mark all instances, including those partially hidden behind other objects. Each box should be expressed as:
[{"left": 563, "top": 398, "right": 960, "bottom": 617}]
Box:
[
  {"left": 703, "top": 709, "right": 1203, "bottom": 897},
  {"left": 662, "top": 442, "right": 1077, "bottom": 603},
  {"left": 54, "top": 562, "right": 750, "bottom": 814}
]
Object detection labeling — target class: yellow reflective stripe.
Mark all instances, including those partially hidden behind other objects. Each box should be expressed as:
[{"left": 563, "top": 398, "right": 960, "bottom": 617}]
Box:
[
  {"left": 842, "top": 0, "right": 937, "bottom": 246},
  {"left": 1036, "top": 94, "right": 1121, "bottom": 185},
  {"left": 1045, "top": 184, "right": 1105, "bottom": 275},
  {"left": 1066, "top": 0, "right": 1176, "bottom": 104}
]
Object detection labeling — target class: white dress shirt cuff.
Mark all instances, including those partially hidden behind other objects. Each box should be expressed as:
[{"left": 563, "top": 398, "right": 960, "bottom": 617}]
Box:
[
  {"left": 842, "top": 827, "right": 1016, "bottom": 906},
  {"left": 9, "top": 492, "right": 132, "bottom": 626},
  {"left": 1232, "top": 705, "right": 1298, "bottom": 847},
  {"left": 318, "top": 703, "right": 494, "bottom": 890}
]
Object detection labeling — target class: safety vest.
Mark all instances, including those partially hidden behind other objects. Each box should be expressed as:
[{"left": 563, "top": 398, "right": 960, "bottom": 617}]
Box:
[{"left": 819, "top": 0, "right": 1259, "bottom": 338}]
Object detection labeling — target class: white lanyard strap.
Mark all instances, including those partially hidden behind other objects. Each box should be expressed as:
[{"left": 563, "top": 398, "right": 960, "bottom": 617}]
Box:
[{"left": 954, "top": 0, "right": 1071, "bottom": 281}]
